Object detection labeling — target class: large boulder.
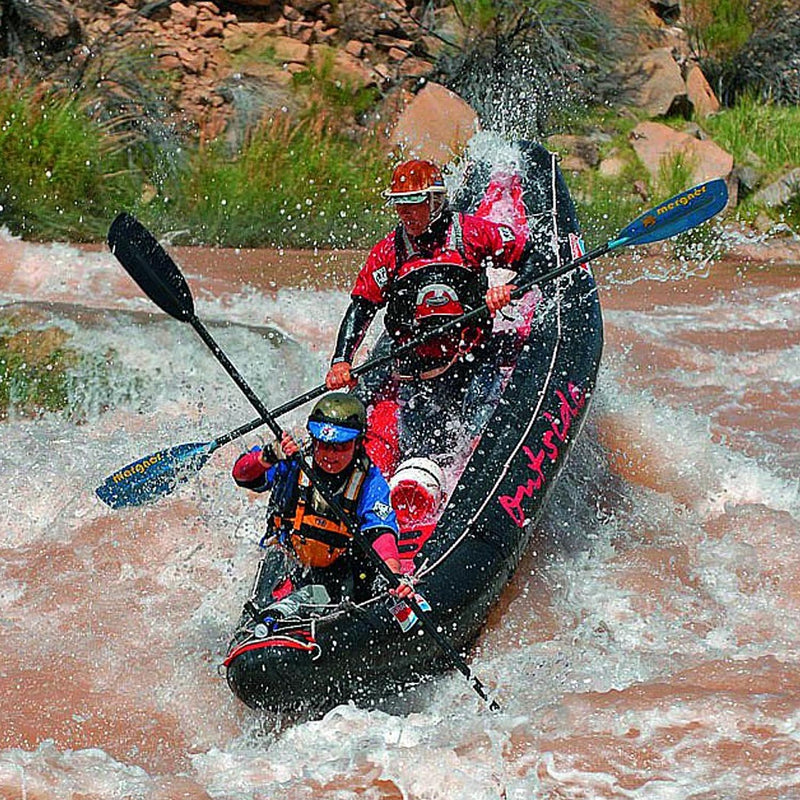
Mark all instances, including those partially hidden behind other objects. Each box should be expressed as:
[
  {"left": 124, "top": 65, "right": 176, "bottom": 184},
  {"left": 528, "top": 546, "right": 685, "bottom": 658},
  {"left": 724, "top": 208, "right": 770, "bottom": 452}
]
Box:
[
  {"left": 630, "top": 120, "right": 734, "bottom": 190},
  {"left": 389, "top": 82, "right": 479, "bottom": 162},
  {"left": 685, "top": 64, "right": 720, "bottom": 118},
  {"left": 624, "top": 47, "right": 690, "bottom": 117}
]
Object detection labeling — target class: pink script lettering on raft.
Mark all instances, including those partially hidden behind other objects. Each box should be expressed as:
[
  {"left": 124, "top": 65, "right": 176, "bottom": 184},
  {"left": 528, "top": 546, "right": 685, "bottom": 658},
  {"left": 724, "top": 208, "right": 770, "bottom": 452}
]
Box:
[{"left": 498, "top": 382, "right": 586, "bottom": 527}]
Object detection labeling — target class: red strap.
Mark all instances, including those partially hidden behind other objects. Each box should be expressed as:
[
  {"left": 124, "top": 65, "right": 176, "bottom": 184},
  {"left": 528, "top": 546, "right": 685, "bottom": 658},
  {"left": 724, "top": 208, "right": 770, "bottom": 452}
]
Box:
[{"left": 223, "top": 635, "right": 317, "bottom": 667}]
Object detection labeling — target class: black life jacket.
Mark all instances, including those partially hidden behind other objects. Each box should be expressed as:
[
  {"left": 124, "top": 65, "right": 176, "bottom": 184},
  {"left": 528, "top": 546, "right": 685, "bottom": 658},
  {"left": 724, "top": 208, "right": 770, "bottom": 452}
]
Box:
[
  {"left": 385, "top": 213, "right": 490, "bottom": 376},
  {"left": 272, "top": 455, "right": 369, "bottom": 568}
]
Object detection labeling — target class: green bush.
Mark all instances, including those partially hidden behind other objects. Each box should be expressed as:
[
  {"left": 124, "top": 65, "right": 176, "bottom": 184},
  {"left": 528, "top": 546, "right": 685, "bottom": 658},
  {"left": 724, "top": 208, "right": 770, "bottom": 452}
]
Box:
[
  {"left": 0, "top": 313, "right": 151, "bottom": 421},
  {"left": 440, "top": 0, "right": 621, "bottom": 138},
  {"left": 292, "top": 48, "right": 381, "bottom": 123},
  {"left": 703, "top": 93, "right": 800, "bottom": 176},
  {"left": 142, "top": 114, "right": 393, "bottom": 248},
  {"left": 684, "top": 0, "right": 752, "bottom": 58},
  {"left": 562, "top": 109, "right": 649, "bottom": 242},
  {"left": 684, "top": 0, "right": 795, "bottom": 105},
  {"left": 656, "top": 151, "right": 697, "bottom": 199},
  {"left": 0, "top": 70, "right": 395, "bottom": 248},
  {"left": 3, "top": 64, "right": 798, "bottom": 248},
  {"left": 0, "top": 82, "right": 139, "bottom": 241}
]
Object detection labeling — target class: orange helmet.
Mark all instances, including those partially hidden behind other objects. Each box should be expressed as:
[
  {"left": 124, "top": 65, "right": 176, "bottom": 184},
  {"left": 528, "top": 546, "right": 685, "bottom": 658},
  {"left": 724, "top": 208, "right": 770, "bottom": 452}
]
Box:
[{"left": 384, "top": 159, "right": 447, "bottom": 204}]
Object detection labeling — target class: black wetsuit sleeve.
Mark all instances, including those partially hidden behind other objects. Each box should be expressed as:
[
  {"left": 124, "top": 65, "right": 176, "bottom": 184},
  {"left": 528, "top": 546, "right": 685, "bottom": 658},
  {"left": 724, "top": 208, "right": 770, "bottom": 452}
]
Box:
[{"left": 331, "top": 296, "right": 378, "bottom": 364}]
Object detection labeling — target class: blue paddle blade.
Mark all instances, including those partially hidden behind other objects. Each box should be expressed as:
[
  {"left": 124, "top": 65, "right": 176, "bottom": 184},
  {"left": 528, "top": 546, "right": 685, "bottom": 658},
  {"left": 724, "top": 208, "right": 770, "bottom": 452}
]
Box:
[
  {"left": 609, "top": 178, "right": 729, "bottom": 249},
  {"left": 95, "top": 441, "right": 217, "bottom": 509}
]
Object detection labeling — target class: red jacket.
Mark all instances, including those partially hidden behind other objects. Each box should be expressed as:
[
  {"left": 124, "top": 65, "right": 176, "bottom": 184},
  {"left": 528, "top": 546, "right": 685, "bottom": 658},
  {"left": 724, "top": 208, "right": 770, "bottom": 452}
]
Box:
[{"left": 351, "top": 212, "right": 527, "bottom": 307}]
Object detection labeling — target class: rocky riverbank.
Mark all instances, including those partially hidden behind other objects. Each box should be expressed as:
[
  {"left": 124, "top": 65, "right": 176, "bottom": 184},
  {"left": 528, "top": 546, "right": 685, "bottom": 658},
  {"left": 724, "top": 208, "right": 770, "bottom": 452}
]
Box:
[{"left": 2, "top": 0, "right": 799, "bottom": 229}]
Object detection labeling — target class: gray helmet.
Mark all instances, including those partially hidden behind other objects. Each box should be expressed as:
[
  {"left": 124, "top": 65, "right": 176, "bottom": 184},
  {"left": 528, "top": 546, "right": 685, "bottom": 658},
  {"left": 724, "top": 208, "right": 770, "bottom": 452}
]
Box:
[{"left": 307, "top": 393, "right": 367, "bottom": 443}]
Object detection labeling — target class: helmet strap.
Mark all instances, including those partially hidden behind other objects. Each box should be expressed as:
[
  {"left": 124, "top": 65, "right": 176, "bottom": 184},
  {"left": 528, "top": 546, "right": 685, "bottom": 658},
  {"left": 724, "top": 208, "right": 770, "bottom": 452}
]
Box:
[{"left": 428, "top": 193, "right": 446, "bottom": 227}]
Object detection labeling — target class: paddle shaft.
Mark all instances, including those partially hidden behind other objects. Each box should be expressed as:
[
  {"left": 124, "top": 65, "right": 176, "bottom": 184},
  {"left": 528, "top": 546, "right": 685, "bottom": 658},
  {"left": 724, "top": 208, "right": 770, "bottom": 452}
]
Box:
[
  {"left": 190, "top": 316, "right": 281, "bottom": 439},
  {"left": 188, "top": 311, "right": 500, "bottom": 710}
]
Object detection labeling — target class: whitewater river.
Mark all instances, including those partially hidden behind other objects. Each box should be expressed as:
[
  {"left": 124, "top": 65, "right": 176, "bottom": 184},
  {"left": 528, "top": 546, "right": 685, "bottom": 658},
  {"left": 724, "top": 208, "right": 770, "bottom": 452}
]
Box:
[{"left": 0, "top": 224, "right": 798, "bottom": 799}]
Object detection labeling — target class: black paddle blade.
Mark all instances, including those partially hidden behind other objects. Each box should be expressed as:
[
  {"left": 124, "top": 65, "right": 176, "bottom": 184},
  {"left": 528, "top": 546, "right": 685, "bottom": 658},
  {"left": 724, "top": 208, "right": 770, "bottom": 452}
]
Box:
[{"left": 108, "top": 212, "right": 195, "bottom": 321}]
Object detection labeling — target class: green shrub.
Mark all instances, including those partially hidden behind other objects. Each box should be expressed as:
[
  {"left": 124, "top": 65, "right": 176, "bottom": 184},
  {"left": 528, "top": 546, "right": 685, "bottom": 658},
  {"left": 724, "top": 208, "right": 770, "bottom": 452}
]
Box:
[
  {"left": 684, "top": 0, "right": 795, "bottom": 104},
  {"left": 656, "top": 151, "right": 697, "bottom": 199},
  {"left": 145, "top": 114, "right": 393, "bottom": 248},
  {"left": 0, "top": 75, "right": 396, "bottom": 248},
  {"left": 440, "top": 0, "right": 622, "bottom": 138},
  {"left": 451, "top": 0, "right": 504, "bottom": 33},
  {"left": 0, "top": 81, "right": 139, "bottom": 241},
  {"left": 684, "top": 0, "right": 752, "bottom": 58},
  {"left": 292, "top": 48, "right": 381, "bottom": 123},
  {"left": 703, "top": 93, "right": 800, "bottom": 176}
]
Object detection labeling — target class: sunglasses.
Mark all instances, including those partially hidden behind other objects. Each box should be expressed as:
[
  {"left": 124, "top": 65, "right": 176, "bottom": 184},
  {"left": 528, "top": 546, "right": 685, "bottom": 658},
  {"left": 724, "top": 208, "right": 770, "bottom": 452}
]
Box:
[
  {"left": 313, "top": 439, "right": 354, "bottom": 453},
  {"left": 387, "top": 192, "right": 430, "bottom": 206}
]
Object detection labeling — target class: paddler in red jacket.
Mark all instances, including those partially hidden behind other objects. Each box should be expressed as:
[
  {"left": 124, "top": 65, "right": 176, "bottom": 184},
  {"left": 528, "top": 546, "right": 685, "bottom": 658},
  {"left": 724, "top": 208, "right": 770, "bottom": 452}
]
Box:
[{"left": 325, "top": 158, "right": 545, "bottom": 483}]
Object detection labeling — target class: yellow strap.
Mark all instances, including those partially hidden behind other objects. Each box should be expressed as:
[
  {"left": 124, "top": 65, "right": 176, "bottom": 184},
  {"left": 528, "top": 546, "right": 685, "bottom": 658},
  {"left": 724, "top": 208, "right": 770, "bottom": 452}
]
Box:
[{"left": 343, "top": 465, "right": 367, "bottom": 502}]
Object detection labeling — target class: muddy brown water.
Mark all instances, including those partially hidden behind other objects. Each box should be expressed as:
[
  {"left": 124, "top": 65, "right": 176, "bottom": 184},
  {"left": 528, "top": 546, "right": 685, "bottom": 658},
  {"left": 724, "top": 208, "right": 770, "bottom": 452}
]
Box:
[{"left": 0, "top": 231, "right": 798, "bottom": 798}]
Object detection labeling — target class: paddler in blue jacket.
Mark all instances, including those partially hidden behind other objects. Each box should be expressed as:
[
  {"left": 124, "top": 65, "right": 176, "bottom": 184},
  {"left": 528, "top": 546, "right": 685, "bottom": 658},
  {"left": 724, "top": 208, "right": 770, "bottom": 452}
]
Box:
[{"left": 232, "top": 393, "right": 412, "bottom": 626}]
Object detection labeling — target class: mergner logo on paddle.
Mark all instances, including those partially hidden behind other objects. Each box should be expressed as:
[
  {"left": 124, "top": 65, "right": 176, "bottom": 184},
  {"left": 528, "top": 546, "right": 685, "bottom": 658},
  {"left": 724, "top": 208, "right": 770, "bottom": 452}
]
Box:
[
  {"left": 656, "top": 183, "right": 708, "bottom": 215},
  {"left": 112, "top": 452, "right": 165, "bottom": 483}
]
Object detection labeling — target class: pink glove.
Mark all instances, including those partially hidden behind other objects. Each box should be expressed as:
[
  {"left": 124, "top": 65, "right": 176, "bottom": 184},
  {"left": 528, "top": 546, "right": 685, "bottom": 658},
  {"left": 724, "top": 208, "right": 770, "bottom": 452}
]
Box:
[{"left": 279, "top": 431, "right": 299, "bottom": 457}]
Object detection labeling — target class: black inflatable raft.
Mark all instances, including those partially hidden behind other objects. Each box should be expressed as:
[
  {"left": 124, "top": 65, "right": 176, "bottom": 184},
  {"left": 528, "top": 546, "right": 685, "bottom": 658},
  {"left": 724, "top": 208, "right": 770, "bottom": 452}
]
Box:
[{"left": 224, "top": 139, "right": 604, "bottom": 712}]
